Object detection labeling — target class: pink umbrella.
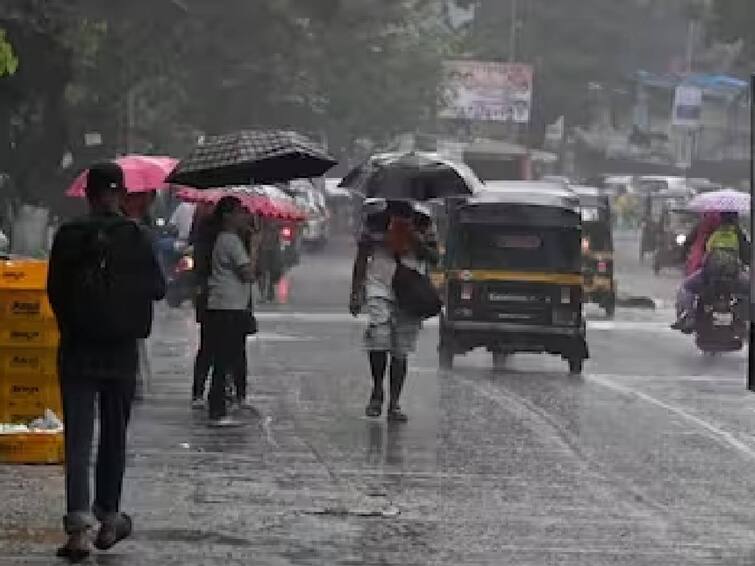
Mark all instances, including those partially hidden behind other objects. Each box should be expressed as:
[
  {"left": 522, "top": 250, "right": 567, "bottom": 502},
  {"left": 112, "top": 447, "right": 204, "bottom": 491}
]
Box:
[
  {"left": 689, "top": 189, "right": 750, "bottom": 214},
  {"left": 174, "top": 187, "right": 302, "bottom": 221},
  {"left": 66, "top": 155, "right": 178, "bottom": 197}
]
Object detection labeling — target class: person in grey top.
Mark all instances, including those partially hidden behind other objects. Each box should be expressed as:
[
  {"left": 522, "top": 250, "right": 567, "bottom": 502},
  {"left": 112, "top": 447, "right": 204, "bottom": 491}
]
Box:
[{"left": 204, "top": 197, "right": 256, "bottom": 426}]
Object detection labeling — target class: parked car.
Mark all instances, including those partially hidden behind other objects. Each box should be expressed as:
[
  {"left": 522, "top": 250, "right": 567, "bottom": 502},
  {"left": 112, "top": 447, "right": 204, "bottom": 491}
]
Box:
[{"left": 290, "top": 179, "right": 330, "bottom": 250}]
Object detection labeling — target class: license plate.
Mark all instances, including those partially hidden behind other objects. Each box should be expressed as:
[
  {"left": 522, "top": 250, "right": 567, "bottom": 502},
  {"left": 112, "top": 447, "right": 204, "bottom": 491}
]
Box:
[{"left": 712, "top": 312, "right": 733, "bottom": 326}]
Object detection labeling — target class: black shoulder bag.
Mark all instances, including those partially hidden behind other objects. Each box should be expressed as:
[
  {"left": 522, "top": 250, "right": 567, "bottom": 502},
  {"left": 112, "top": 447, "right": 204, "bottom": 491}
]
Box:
[{"left": 392, "top": 256, "right": 442, "bottom": 320}]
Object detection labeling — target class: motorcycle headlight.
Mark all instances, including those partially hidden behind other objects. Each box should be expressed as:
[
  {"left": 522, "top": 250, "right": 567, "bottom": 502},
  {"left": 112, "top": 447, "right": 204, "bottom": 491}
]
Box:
[{"left": 675, "top": 234, "right": 686, "bottom": 246}]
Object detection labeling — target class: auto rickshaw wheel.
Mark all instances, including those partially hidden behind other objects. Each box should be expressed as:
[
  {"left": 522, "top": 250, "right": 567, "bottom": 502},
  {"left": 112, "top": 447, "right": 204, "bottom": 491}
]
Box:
[
  {"left": 568, "top": 358, "right": 583, "bottom": 375},
  {"left": 604, "top": 297, "right": 616, "bottom": 319},
  {"left": 492, "top": 351, "right": 509, "bottom": 369},
  {"left": 439, "top": 346, "right": 454, "bottom": 370}
]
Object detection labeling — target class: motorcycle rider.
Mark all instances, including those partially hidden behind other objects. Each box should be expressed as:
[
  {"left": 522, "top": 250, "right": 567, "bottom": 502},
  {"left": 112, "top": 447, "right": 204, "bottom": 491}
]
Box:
[{"left": 672, "top": 211, "right": 750, "bottom": 332}]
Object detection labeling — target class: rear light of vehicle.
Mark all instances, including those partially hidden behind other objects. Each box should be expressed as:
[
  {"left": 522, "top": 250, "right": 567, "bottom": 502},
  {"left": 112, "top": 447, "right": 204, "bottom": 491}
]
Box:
[
  {"left": 597, "top": 261, "right": 608, "bottom": 273},
  {"left": 460, "top": 283, "right": 474, "bottom": 301},
  {"left": 281, "top": 226, "right": 293, "bottom": 241},
  {"left": 552, "top": 307, "right": 578, "bottom": 326},
  {"left": 175, "top": 256, "right": 194, "bottom": 273}
]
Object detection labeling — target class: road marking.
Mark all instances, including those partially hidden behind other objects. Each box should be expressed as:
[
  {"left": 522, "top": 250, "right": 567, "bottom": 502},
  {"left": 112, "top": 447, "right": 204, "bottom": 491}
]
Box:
[
  {"left": 255, "top": 311, "right": 678, "bottom": 333},
  {"left": 587, "top": 373, "right": 755, "bottom": 461}
]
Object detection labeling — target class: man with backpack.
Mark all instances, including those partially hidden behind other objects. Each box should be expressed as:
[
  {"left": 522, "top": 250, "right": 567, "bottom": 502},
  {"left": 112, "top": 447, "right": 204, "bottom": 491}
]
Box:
[{"left": 47, "top": 162, "right": 166, "bottom": 561}]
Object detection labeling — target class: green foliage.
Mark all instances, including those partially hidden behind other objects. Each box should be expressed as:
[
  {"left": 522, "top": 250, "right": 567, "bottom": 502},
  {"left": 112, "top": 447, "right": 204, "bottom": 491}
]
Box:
[{"left": 710, "top": 0, "right": 755, "bottom": 64}]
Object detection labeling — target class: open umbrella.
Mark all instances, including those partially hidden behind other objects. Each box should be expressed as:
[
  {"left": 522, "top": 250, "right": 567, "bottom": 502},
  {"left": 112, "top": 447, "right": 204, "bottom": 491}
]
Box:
[
  {"left": 689, "top": 189, "right": 750, "bottom": 214},
  {"left": 66, "top": 155, "right": 178, "bottom": 197},
  {"left": 175, "top": 187, "right": 307, "bottom": 221},
  {"left": 166, "top": 130, "right": 337, "bottom": 189},
  {"left": 339, "top": 151, "right": 482, "bottom": 201}
]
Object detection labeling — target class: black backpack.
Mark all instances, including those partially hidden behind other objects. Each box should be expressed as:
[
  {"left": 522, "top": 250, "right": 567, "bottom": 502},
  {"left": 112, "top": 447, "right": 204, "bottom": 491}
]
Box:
[{"left": 54, "top": 216, "right": 158, "bottom": 343}]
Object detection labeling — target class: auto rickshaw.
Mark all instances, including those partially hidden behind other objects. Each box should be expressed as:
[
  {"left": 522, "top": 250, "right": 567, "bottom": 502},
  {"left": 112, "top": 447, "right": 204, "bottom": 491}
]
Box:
[
  {"left": 639, "top": 188, "right": 693, "bottom": 262},
  {"left": 652, "top": 206, "right": 697, "bottom": 274},
  {"left": 572, "top": 186, "right": 616, "bottom": 317},
  {"left": 438, "top": 190, "right": 588, "bottom": 374}
]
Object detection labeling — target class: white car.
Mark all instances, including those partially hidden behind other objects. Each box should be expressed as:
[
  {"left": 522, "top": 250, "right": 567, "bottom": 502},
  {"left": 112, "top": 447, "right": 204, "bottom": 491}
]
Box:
[{"left": 290, "top": 180, "right": 330, "bottom": 250}]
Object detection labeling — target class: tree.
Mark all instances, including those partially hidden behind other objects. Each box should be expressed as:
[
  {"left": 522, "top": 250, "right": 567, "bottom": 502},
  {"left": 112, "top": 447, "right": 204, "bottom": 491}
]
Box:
[{"left": 709, "top": 0, "right": 755, "bottom": 67}]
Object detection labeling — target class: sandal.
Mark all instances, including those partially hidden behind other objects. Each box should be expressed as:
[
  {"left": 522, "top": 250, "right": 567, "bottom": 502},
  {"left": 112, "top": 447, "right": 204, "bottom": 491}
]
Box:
[
  {"left": 365, "top": 393, "right": 383, "bottom": 417},
  {"left": 386, "top": 404, "right": 408, "bottom": 423}
]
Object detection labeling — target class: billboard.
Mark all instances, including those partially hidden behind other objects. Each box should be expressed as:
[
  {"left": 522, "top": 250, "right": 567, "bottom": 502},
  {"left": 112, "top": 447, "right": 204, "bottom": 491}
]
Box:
[
  {"left": 439, "top": 60, "right": 533, "bottom": 123},
  {"left": 672, "top": 85, "right": 702, "bottom": 128}
]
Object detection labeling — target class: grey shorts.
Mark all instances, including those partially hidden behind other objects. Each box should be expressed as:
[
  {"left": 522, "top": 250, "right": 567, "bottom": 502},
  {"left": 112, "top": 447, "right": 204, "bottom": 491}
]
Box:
[{"left": 364, "top": 297, "right": 421, "bottom": 357}]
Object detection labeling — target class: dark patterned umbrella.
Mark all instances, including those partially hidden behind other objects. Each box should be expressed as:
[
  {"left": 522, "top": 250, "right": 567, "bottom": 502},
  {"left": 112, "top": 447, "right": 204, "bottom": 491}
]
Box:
[
  {"left": 339, "top": 151, "right": 482, "bottom": 200},
  {"left": 166, "top": 130, "right": 337, "bottom": 188}
]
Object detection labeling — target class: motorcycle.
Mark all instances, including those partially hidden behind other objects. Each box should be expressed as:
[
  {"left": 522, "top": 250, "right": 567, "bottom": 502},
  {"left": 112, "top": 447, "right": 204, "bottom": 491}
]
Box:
[
  {"left": 166, "top": 247, "right": 195, "bottom": 308},
  {"left": 694, "top": 281, "right": 748, "bottom": 354},
  {"left": 154, "top": 223, "right": 195, "bottom": 308}
]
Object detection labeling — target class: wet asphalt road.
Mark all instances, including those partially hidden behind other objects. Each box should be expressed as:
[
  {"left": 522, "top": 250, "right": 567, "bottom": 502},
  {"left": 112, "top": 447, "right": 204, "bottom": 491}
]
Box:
[{"left": 1, "top": 233, "right": 753, "bottom": 565}]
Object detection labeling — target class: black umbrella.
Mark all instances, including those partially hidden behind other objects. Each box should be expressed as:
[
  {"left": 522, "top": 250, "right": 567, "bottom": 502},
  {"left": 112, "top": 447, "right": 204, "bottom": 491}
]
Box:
[
  {"left": 166, "top": 130, "right": 337, "bottom": 188},
  {"left": 339, "top": 152, "right": 482, "bottom": 201}
]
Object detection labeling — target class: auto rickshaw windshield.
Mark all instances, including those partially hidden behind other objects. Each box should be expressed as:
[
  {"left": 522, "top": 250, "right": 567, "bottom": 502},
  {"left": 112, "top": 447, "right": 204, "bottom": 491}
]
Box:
[{"left": 447, "top": 223, "right": 582, "bottom": 272}]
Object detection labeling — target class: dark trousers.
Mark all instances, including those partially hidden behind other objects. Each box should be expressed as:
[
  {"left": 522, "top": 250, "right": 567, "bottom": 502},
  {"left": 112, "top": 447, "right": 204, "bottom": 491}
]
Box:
[
  {"left": 193, "top": 321, "right": 247, "bottom": 400},
  {"left": 205, "top": 310, "right": 248, "bottom": 419},
  {"left": 60, "top": 376, "right": 135, "bottom": 531}
]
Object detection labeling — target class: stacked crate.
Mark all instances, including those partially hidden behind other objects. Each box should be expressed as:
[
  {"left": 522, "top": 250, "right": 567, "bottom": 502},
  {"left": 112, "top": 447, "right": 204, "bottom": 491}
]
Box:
[{"left": 0, "top": 258, "right": 64, "bottom": 464}]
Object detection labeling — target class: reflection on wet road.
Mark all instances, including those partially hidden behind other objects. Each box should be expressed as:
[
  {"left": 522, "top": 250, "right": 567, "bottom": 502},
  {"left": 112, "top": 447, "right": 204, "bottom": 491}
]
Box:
[{"left": 0, "top": 235, "right": 752, "bottom": 565}]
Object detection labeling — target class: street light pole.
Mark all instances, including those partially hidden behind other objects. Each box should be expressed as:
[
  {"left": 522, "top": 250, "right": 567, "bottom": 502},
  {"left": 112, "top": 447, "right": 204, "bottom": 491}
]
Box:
[
  {"left": 509, "top": 0, "right": 518, "bottom": 63},
  {"left": 749, "top": 74, "right": 754, "bottom": 391}
]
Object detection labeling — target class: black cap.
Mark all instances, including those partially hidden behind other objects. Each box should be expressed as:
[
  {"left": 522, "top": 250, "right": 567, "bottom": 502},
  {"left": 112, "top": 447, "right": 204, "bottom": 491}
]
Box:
[{"left": 85, "top": 162, "right": 125, "bottom": 196}]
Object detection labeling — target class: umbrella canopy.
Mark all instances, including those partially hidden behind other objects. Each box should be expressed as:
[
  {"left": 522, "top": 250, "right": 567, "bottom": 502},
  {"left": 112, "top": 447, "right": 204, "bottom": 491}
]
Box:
[
  {"left": 175, "top": 186, "right": 307, "bottom": 221},
  {"left": 689, "top": 189, "right": 750, "bottom": 214},
  {"left": 66, "top": 155, "right": 177, "bottom": 197},
  {"left": 166, "top": 130, "right": 337, "bottom": 189},
  {"left": 339, "top": 151, "right": 482, "bottom": 201}
]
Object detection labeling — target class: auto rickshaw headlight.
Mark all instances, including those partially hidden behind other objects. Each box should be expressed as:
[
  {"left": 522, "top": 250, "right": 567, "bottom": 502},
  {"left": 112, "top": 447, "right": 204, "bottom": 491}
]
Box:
[
  {"left": 460, "top": 283, "right": 474, "bottom": 301},
  {"left": 676, "top": 233, "right": 686, "bottom": 246},
  {"left": 560, "top": 287, "right": 571, "bottom": 304}
]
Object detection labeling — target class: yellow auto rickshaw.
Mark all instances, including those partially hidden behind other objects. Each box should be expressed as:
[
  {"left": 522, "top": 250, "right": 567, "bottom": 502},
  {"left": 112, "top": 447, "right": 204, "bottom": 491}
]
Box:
[{"left": 438, "top": 190, "right": 588, "bottom": 374}]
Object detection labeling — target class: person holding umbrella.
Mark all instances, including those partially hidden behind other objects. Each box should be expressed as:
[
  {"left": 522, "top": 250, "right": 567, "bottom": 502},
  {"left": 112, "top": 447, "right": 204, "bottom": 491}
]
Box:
[{"left": 350, "top": 199, "right": 439, "bottom": 422}]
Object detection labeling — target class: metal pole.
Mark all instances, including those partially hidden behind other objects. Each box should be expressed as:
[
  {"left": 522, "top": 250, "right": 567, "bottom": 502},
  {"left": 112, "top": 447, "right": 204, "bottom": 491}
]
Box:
[
  {"left": 686, "top": 19, "right": 696, "bottom": 74},
  {"left": 509, "top": 0, "right": 518, "bottom": 63},
  {"left": 749, "top": 74, "right": 754, "bottom": 391}
]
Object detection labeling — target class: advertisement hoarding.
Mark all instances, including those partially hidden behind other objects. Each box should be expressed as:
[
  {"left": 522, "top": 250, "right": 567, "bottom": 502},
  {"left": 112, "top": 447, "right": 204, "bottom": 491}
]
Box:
[
  {"left": 672, "top": 85, "right": 702, "bottom": 129},
  {"left": 439, "top": 60, "right": 533, "bottom": 124}
]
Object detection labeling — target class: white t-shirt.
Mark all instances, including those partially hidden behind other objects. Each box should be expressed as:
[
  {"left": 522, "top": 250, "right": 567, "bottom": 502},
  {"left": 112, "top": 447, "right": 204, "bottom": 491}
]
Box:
[{"left": 207, "top": 231, "right": 251, "bottom": 311}]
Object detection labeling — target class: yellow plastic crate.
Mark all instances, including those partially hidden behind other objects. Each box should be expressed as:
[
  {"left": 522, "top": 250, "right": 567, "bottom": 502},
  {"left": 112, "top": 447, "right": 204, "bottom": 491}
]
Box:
[
  {"left": 0, "top": 375, "right": 62, "bottom": 425},
  {"left": 0, "top": 432, "right": 64, "bottom": 464},
  {"left": 0, "top": 289, "right": 56, "bottom": 323},
  {"left": 0, "top": 259, "right": 48, "bottom": 291},
  {"left": 0, "top": 348, "right": 58, "bottom": 379},
  {"left": 0, "top": 321, "right": 59, "bottom": 349}
]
